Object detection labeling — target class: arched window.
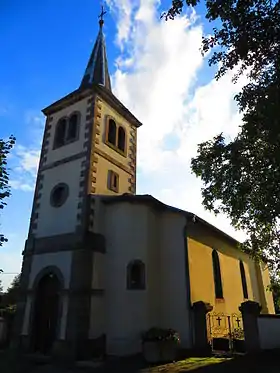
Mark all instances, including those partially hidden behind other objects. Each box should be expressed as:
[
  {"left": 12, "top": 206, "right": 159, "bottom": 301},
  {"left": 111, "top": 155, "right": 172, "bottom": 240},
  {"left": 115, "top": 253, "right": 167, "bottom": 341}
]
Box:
[
  {"left": 117, "top": 126, "right": 126, "bottom": 152},
  {"left": 107, "top": 119, "right": 117, "bottom": 145},
  {"left": 67, "top": 113, "right": 79, "bottom": 141},
  {"left": 54, "top": 118, "right": 67, "bottom": 149},
  {"left": 212, "top": 250, "right": 223, "bottom": 299},
  {"left": 127, "top": 260, "right": 145, "bottom": 290},
  {"left": 240, "top": 260, "right": 248, "bottom": 299}
]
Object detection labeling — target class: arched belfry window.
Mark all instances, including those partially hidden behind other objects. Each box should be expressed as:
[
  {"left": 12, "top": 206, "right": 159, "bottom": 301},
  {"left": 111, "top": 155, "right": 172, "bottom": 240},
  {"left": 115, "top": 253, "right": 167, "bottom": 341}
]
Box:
[
  {"left": 127, "top": 260, "right": 145, "bottom": 290},
  {"left": 240, "top": 260, "right": 248, "bottom": 299},
  {"left": 105, "top": 117, "right": 127, "bottom": 156},
  {"left": 212, "top": 250, "right": 223, "bottom": 299},
  {"left": 107, "top": 119, "right": 117, "bottom": 146},
  {"left": 54, "top": 118, "right": 67, "bottom": 148},
  {"left": 117, "top": 126, "right": 126, "bottom": 152},
  {"left": 53, "top": 113, "right": 80, "bottom": 149},
  {"left": 67, "top": 113, "right": 79, "bottom": 141}
]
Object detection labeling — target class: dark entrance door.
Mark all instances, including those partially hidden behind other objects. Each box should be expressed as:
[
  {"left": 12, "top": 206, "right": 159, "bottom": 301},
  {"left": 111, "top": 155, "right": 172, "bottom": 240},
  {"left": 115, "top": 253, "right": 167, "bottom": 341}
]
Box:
[{"left": 32, "top": 273, "right": 60, "bottom": 354}]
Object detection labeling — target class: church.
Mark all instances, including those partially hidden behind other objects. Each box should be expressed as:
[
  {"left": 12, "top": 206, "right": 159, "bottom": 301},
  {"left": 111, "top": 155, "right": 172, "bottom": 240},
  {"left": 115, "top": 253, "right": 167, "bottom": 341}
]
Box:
[{"left": 13, "top": 12, "right": 275, "bottom": 359}]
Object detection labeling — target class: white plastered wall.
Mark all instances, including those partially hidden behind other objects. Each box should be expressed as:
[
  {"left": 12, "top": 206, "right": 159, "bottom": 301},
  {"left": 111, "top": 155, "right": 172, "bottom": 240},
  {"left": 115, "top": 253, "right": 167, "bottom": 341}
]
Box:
[
  {"left": 28, "top": 251, "right": 72, "bottom": 289},
  {"left": 159, "top": 212, "right": 192, "bottom": 348},
  {"left": 36, "top": 157, "right": 86, "bottom": 237},
  {"left": 46, "top": 96, "right": 89, "bottom": 165},
  {"left": 99, "top": 201, "right": 192, "bottom": 356},
  {"left": 258, "top": 316, "right": 280, "bottom": 350},
  {"left": 103, "top": 203, "right": 152, "bottom": 356}
]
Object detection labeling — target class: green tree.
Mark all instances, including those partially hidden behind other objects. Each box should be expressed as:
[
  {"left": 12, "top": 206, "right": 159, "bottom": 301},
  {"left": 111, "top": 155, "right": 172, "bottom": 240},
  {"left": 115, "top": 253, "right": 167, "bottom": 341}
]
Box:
[
  {"left": 269, "top": 273, "right": 280, "bottom": 314},
  {"left": 0, "top": 136, "right": 16, "bottom": 247},
  {"left": 0, "top": 274, "right": 20, "bottom": 310},
  {"left": 0, "top": 269, "right": 3, "bottom": 294},
  {"left": 163, "top": 1, "right": 280, "bottom": 269}
]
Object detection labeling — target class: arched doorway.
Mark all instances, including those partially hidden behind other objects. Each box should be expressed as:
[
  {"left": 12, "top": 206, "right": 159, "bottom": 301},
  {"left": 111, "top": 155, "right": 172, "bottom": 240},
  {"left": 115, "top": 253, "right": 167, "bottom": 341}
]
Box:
[{"left": 32, "top": 273, "right": 61, "bottom": 354}]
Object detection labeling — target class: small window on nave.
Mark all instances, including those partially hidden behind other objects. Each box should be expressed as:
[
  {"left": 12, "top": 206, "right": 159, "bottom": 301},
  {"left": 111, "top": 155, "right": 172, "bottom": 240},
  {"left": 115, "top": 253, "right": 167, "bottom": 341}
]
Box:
[
  {"left": 212, "top": 249, "right": 223, "bottom": 299},
  {"left": 127, "top": 260, "right": 145, "bottom": 290},
  {"left": 239, "top": 260, "right": 249, "bottom": 299}
]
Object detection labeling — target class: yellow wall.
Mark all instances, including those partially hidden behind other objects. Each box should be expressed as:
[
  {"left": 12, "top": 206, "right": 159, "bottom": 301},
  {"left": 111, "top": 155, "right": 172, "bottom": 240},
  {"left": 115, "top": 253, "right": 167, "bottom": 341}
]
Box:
[
  {"left": 255, "top": 262, "right": 275, "bottom": 314},
  {"left": 96, "top": 101, "right": 132, "bottom": 167},
  {"left": 187, "top": 223, "right": 275, "bottom": 314},
  {"left": 88, "top": 95, "right": 137, "bottom": 195},
  {"left": 94, "top": 156, "right": 131, "bottom": 195}
]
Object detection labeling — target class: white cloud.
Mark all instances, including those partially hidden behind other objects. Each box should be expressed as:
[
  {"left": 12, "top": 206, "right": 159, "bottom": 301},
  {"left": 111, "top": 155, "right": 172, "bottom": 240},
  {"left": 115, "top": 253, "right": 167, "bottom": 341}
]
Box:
[
  {"left": 106, "top": 0, "right": 136, "bottom": 49},
  {"left": 9, "top": 180, "right": 34, "bottom": 192},
  {"left": 9, "top": 110, "right": 43, "bottom": 193},
  {"left": 25, "top": 110, "right": 45, "bottom": 126},
  {"left": 9, "top": 146, "right": 40, "bottom": 192},
  {"left": 15, "top": 146, "right": 40, "bottom": 175},
  {"left": 24, "top": 110, "right": 45, "bottom": 146},
  {"left": 0, "top": 233, "right": 24, "bottom": 291},
  {"left": 107, "top": 0, "right": 247, "bottom": 241}
]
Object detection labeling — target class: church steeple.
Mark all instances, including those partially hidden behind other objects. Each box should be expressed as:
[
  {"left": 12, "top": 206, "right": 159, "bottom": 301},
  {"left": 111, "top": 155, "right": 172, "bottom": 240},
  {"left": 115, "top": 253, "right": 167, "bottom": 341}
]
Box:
[{"left": 80, "top": 6, "right": 111, "bottom": 91}]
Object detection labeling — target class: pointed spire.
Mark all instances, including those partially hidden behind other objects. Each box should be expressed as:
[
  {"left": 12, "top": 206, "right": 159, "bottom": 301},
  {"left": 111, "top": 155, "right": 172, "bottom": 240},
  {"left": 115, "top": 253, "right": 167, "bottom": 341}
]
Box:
[{"left": 80, "top": 5, "right": 111, "bottom": 91}]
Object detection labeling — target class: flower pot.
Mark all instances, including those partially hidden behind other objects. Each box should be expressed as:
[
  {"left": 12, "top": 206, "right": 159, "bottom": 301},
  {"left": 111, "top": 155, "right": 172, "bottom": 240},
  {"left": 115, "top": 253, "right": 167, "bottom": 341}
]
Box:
[
  {"left": 142, "top": 341, "right": 178, "bottom": 363},
  {"left": 232, "top": 339, "right": 246, "bottom": 353},
  {"left": 142, "top": 341, "right": 161, "bottom": 363},
  {"left": 160, "top": 340, "right": 177, "bottom": 362}
]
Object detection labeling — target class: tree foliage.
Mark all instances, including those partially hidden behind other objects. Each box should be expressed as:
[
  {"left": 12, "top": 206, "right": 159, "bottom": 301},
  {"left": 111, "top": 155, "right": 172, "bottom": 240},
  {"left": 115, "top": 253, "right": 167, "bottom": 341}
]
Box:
[
  {"left": 0, "top": 269, "right": 3, "bottom": 294},
  {"left": 0, "top": 274, "right": 20, "bottom": 312},
  {"left": 269, "top": 273, "right": 280, "bottom": 314},
  {"left": 0, "top": 136, "right": 16, "bottom": 247},
  {"left": 164, "top": 1, "right": 280, "bottom": 269}
]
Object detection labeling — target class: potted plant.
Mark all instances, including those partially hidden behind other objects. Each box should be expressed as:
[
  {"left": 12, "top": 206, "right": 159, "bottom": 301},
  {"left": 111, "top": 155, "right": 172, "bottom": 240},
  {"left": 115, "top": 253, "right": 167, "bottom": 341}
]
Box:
[
  {"left": 141, "top": 327, "right": 180, "bottom": 363},
  {"left": 231, "top": 328, "right": 245, "bottom": 353}
]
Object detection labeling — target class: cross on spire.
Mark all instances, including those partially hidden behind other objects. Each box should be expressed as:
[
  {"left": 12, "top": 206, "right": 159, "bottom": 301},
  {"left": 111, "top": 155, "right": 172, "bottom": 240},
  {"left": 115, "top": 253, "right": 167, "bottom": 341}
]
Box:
[
  {"left": 99, "top": 5, "right": 107, "bottom": 26},
  {"left": 80, "top": 2, "right": 111, "bottom": 91}
]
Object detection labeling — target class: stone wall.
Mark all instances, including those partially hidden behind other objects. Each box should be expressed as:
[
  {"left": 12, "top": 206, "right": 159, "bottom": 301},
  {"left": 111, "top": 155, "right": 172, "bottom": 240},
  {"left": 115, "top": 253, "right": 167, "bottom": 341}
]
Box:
[{"left": 258, "top": 314, "right": 280, "bottom": 350}]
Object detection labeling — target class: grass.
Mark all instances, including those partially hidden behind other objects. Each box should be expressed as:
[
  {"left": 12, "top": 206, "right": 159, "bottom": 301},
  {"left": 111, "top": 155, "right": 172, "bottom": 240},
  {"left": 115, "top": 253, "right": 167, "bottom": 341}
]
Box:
[
  {"left": 101, "top": 352, "right": 280, "bottom": 373},
  {"left": 142, "top": 357, "right": 229, "bottom": 373}
]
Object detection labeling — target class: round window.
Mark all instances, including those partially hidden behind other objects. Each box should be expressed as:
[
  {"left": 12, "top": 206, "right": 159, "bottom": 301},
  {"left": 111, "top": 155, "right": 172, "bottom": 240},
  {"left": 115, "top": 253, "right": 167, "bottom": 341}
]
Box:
[{"left": 50, "top": 183, "right": 69, "bottom": 207}]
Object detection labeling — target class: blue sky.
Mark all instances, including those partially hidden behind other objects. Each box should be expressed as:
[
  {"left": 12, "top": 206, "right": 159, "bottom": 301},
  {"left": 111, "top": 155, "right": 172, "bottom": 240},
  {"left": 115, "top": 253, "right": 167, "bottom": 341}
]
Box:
[{"left": 0, "top": 0, "right": 244, "bottom": 290}]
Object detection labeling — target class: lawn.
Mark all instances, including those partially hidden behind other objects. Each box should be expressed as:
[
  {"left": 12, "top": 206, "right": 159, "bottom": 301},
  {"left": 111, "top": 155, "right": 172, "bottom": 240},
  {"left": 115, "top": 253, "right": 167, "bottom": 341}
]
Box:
[
  {"left": 96, "top": 352, "right": 280, "bottom": 373},
  {"left": 141, "top": 357, "right": 229, "bottom": 373}
]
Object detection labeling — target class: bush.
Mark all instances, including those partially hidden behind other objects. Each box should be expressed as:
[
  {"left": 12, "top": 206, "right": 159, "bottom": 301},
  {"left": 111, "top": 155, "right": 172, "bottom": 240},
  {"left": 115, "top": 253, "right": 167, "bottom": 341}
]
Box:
[{"left": 142, "top": 327, "right": 180, "bottom": 343}]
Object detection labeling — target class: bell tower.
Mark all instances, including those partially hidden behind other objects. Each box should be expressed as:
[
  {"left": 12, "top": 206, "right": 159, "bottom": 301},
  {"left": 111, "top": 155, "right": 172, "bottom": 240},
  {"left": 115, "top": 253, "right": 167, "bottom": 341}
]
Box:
[
  {"left": 27, "top": 9, "right": 142, "bottom": 240},
  {"left": 14, "top": 8, "right": 142, "bottom": 358}
]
